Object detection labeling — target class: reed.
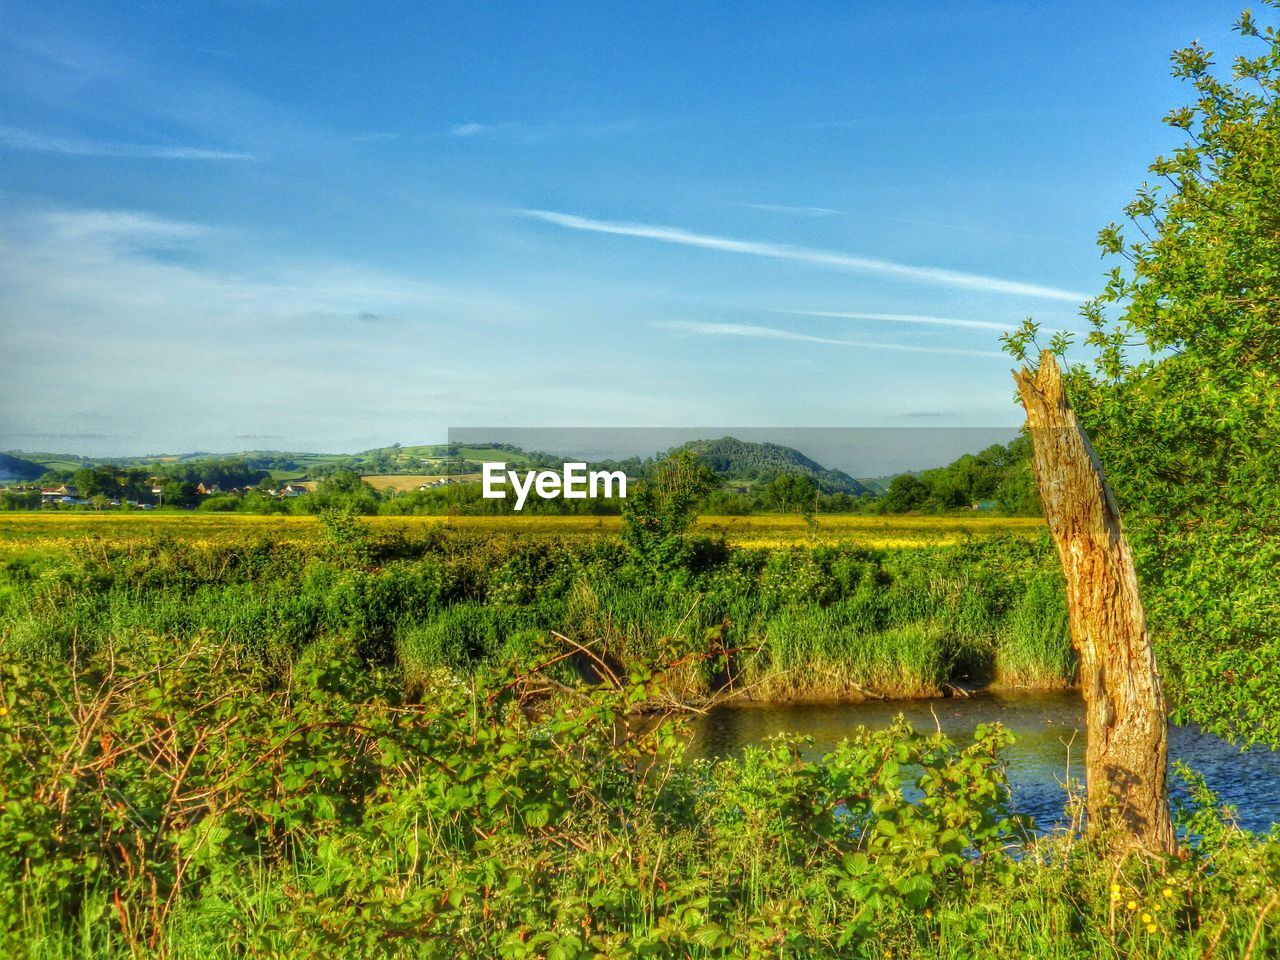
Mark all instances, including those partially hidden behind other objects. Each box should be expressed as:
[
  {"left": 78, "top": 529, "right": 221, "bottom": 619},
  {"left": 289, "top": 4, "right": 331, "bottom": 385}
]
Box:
[{"left": 0, "top": 526, "right": 1075, "bottom": 701}]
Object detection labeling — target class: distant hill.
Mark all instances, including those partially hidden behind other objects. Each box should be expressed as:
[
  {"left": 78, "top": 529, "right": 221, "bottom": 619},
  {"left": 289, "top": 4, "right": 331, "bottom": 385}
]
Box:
[
  {"left": 854, "top": 475, "right": 908, "bottom": 496},
  {"left": 675, "top": 437, "right": 870, "bottom": 496},
  {"left": 1, "top": 438, "right": 872, "bottom": 495},
  {"left": 0, "top": 453, "right": 46, "bottom": 483},
  {"left": 0, "top": 442, "right": 562, "bottom": 484}
]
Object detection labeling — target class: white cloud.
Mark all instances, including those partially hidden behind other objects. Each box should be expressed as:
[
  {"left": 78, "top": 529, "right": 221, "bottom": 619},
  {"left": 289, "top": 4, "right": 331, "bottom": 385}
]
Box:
[
  {"left": 654, "top": 321, "right": 1006, "bottom": 358},
  {"left": 782, "top": 309, "right": 1089, "bottom": 337},
  {"left": 780, "top": 310, "right": 1011, "bottom": 332},
  {"left": 0, "top": 205, "right": 546, "bottom": 453},
  {"left": 44, "top": 209, "right": 214, "bottom": 240},
  {"left": 0, "top": 125, "right": 254, "bottom": 160},
  {"left": 522, "top": 209, "right": 1087, "bottom": 303},
  {"left": 439, "top": 122, "right": 554, "bottom": 144},
  {"left": 738, "top": 202, "right": 846, "bottom": 217}
]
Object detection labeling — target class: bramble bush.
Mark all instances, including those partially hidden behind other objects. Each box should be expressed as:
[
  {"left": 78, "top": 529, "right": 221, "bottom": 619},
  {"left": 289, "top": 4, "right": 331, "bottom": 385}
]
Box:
[
  {"left": 4, "top": 631, "right": 1279, "bottom": 958},
  {"left": 2, "top": 631, "right": 1033, "bottom": 958}
]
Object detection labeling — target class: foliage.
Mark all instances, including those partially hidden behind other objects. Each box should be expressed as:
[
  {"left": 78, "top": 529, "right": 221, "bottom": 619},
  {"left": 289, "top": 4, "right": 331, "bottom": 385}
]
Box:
[
  {"left": 876, "top": 437, "right": 1039, "bottom": 516},
  {"left": 674, "top": 436, "right": 870, "bottom": 495},
  {"left": 293, "top": 470, "right": 378, "bottom": 515},
  {"left": 1004, "top": 5, "right": 1280, "bottom": 745},
  {"left": 0, "top": 629, "right": 1029, "bottom": 958},
  {"left": 2, "top": 630, "right": 1279, "bottom": 958},
  {"left": 0, "top": 525, "right": 1072, "bottom": 700},
  {"left": 621, "top": 451, "right": 719, "bottom": 571}
]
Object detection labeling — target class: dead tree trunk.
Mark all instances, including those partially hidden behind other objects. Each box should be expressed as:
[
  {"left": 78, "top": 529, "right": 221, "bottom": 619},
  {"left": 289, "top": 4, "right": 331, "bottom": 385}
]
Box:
[{"left": 1014, "top": 351, "right": 1174, "bottom": 854}]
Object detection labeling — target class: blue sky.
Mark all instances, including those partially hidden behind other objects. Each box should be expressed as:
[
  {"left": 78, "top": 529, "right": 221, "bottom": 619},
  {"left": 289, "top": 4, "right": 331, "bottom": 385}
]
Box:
[{"left": 0, "top": 0, "right": 1252, "bottom": 455}]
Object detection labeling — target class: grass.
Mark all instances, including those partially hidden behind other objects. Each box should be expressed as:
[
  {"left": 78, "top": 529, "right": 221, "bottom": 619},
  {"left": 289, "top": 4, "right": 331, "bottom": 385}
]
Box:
[
  {"left": 0, "top": 518, "right": 1074, "bottom": 701},
  {"left": 356, "top": 473, "right": 478, "bottom": 493},
  {"left": 2, "top": 516, "right": 1276, "bottom": 957},
  {"left": 2, "top": 631, "right": 1276, "bottom": 959}
]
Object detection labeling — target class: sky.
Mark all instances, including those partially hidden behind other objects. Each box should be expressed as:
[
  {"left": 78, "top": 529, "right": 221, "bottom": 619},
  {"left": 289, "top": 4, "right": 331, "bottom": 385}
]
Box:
[{"left": 0, "top": 0, "right": 1255, "bottom": 456}]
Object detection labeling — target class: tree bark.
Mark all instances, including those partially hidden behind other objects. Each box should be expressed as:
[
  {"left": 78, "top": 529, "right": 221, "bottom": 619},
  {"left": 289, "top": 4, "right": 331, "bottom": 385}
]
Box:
[{"left": 1014, "top": 351, "right": 1175, "bottom": 853}]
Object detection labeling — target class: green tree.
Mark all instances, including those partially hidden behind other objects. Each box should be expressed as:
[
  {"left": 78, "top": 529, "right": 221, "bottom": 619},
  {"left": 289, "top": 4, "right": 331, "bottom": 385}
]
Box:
[
  {"left": 72, "top": 466, "right": 121, "bottom": 499},
  {"left": 881, "top": 474, "right": 930, "bottom": 513},
  {"left": 761, "top": 473, "right": 818, "bottom": 515},
  {"left": 0, "top": 488, "right": 40, "bottom": 510},
  {"left": 305, "top": 470, "right": 380, "bottom": 515},
  {"left": 621, "top": 451, "right": 717, "bottom": 571},
  {"left": 1005, "top": 5, "right": 1280, "bottom": 745},
  {"left": 161, "top": 479, "right": 197, "bottom": 508}
]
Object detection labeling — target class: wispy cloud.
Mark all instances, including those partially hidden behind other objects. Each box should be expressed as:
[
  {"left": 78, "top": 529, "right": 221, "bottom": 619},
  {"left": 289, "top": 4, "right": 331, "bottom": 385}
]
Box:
[
  {"left": 0, "top": 207, "right": 513, "bottom": 338},
  {"left": 738, "top": 202, "right": 846, "bottom": 217},
  {"left": 45, "top": 210, "right": 213, "bottom": 240},
  {"left": 653, "top": 321, "right": 1005, "bottom": 358},
  {"left": 521, "top": 210, "right": 1086, "bottom": 303},
  {"left": 438, "top": 122, "right": 553, "bottom": 144},
  {"left": 0, "top": 125, "right": 253, "bottom": 161},
  {"left": 779, "top": 310, "right": 1011, "bottom": 332},
  {"left": 782, "top": 309, "right": 1088, "bottom": 337}
]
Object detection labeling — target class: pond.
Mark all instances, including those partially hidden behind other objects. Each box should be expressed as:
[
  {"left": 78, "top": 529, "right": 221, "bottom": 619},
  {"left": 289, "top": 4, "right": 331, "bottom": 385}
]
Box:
[{"left": 687, "top": 691, "right": 1280, "bottom": 834}]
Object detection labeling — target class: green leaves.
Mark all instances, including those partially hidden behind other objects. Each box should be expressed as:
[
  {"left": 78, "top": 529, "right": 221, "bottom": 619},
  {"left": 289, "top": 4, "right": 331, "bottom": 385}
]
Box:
[
  {"left": 1006, "top": 5, "right": 1280, "bottom": 747},
  {"left": 620, "top": 450, "right": 718, "bottom": 573}
]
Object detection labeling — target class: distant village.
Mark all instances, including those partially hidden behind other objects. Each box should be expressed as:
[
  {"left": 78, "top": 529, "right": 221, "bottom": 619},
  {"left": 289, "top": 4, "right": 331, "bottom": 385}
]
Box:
[
  {"left": 6, "top": 474, "right": 469, "bottom": 510},
  {"left": 29, "top": 481, "right": 314, "bottom": 509}
]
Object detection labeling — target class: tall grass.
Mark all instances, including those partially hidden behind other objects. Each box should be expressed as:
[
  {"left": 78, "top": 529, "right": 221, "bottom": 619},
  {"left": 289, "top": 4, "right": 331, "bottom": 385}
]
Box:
[
  {"left": 0, "top": 528, "right": 1074, "bottom": 700},
  {"left": 998, "top": 571, "right": 1075, "bottom": 688}
]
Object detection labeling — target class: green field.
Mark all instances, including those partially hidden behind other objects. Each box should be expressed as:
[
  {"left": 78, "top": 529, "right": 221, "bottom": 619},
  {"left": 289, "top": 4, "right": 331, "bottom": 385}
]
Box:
[
  {"left": 0, "top": 511, "right": 1045, "bottom": 553},
  {"left": 1, "top": 512, "right": 1275, "bottom": 958}
]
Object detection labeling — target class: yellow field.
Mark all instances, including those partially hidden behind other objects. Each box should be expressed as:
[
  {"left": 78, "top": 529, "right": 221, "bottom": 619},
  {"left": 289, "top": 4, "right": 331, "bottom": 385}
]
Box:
[
  {"left": 0, "top": 512, "right": 1044, "bottom": 553},
  {"left": 357, "top": 474, "right": 481, "bottom": 493}
]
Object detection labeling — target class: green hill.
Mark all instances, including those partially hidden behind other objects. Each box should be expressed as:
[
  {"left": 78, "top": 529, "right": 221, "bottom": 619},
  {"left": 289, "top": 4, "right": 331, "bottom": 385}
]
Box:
[
  {"left": 0, "top": 453, "right": 48, "bottom": 483},
  {"left": 674, "top": 437, "right": 870, "bottom": 496},
  {"left": 3, "top": 438, "right": 872, "bottom": 495}
]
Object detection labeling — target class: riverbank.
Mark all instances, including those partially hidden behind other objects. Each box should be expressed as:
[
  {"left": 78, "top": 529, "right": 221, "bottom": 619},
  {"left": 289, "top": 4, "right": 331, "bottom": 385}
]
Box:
[
  {"left": 689, "top": 690, "right": 1280, "bottom": 835},
  {"left": 4, "top": 520, "right": 1279, "bottom": 956},
  {"left": 0, "top": 520, "right": 1075, "bottom": 701}
]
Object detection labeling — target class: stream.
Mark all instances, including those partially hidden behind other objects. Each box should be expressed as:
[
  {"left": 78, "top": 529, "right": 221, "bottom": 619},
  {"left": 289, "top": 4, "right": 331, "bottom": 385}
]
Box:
[{"left": 687, "top": 690, "right": 1280, "bottom": 834}]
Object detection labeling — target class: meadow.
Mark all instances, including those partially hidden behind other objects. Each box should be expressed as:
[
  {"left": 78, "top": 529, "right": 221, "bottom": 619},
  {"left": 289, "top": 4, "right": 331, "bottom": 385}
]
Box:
[
  {"left": 2, "top": 513, "right": 1276, "bottom": 958},
  {"left": 0, "top": 511, "right": 1045, "bottom": 552},
  {"left": 0, "top": 511, "right": 1065, "bottom": 701}
]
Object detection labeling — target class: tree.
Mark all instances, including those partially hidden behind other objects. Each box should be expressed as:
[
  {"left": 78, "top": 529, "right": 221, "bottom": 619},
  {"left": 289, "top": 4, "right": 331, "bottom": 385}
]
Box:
[
  {"left": 621, "top": 451, "right": 717, "bottom": 571},
  {"left": 72, "top": 466, "right": 121, "bottom": 499},
  {"left": 761, "top": 473, "right": 818, "bottom": 516},
  {"left": 161, "top": 480, "right": 197, "bottom": 508},
  {"left": 1015, "top": 353, "right": 1174, "bottom": 853},
  {"left": 0, "top": 488, "right": 40, "bottom": 511},
  {"left": 1004, "top": 5, "right": 1280, "bottom": 745},
  {"left": 880, "top": 474, "right": 929, "bottom": 513},
  {"left": 305, "top": 470, "right": 380, "bottom": 515}
]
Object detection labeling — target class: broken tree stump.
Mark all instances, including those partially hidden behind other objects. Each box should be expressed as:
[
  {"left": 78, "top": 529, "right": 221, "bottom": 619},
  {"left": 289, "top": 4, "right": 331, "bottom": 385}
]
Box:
[{"left": 1014, "top": 350, "right": 1175, "bottom": 854}]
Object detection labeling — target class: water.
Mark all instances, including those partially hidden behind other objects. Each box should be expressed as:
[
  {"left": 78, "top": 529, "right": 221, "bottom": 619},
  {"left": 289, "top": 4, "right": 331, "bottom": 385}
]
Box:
[{"left": 687, "top": 691, "right": 1280, "bottom": 834}]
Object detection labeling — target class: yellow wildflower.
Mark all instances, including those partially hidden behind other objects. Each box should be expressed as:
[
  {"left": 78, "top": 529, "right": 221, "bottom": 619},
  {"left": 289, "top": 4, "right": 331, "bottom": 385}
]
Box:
[
  {"left": 1147, "top": 923, "right": 1157, "bottom": 934},
  {"left": 1127, "top": 900, "right": 1138, "bottom": 911},
  {"left": 1142, "top": 913, "right": 1152, "bottom": 923}
]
